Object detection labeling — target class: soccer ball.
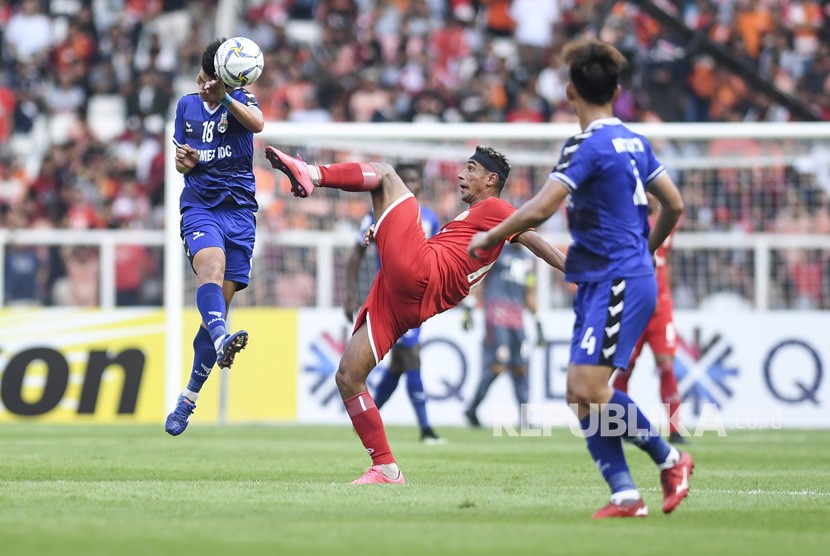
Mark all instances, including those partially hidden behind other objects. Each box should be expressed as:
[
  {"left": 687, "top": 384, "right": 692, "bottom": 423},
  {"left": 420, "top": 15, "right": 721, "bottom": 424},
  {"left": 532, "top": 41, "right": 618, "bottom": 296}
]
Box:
[{"left": 214, "top": 37, "right": 264, "bottom": 88}]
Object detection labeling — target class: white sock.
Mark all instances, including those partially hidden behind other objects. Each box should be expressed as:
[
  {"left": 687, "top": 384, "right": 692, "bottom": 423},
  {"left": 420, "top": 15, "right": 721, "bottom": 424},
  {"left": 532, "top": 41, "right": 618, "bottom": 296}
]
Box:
[
  {"left": 213, "top": 334, "right": 227, "bottom": 352},
  {"left": 379, "top": 462, "right": 400, "bottom": 479},
  {"left": 659, "top": 446, "right": 681, "bottom": 470},
  {"left": 308, "top": 164, "right": 321, "bottom": 186},
  {"left": 610, "top": 489, "right": 641, "bottom": 505},
  {"left": 183, "top": 389, "right": 200, "bottom": 402}
]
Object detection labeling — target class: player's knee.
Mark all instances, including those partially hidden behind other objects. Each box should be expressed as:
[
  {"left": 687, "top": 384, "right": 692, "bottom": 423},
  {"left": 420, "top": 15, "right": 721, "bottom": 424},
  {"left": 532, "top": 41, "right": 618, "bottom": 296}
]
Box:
[
  {"left": 334, "top": 363, "right": 366, "bottom": 394},
  {"left": 566, "top": 381, "right": 597, "bottom": 407},
  {"left": 510, "top": 366, "right": 527, "bottom": 378}
]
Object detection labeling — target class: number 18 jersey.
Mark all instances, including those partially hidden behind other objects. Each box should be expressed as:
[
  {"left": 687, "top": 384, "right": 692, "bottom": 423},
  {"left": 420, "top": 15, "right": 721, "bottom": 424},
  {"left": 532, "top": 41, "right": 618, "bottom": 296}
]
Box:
[{"left": 174, "top": 88, "right": 259, "bottom": 212}]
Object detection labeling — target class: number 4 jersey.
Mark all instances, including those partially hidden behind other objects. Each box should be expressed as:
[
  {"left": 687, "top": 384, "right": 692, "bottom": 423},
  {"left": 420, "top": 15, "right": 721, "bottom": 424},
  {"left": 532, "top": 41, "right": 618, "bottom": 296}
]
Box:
[
  {"left": 174, "top": 88, "right": 259, "bottom": 212},
  {"left": 550, "top": 117, "right": 665, "bottom": 283}
]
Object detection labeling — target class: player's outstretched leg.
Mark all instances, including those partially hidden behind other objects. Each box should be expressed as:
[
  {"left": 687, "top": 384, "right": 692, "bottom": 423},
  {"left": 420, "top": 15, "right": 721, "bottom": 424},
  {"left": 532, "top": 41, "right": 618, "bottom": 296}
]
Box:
[
  {"left": 264, "top": 147, "right": 315, "bottom": 197},
  {"left": 165, "top": 394, "right": 196, "bottom": 436},
  {"left": 660, "top": 451, "right": 694, "bottom": 513},
  {"left": 216, "top": 329, "right": 249, "bottom": 371},
  {"left": 265, "top": 146, "right": 381, "bottom": 198}
]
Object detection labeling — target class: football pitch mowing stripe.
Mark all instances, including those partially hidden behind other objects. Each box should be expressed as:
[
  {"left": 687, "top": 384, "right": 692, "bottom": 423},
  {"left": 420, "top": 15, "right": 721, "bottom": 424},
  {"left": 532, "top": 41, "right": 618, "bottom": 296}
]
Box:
[{"left": 0, "top": 424, "right": 828, "bottom": 555}]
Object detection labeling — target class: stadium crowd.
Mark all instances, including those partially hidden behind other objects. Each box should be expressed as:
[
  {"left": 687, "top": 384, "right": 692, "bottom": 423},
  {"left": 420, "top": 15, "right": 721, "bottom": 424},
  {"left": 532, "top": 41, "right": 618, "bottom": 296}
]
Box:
[{"left": 1, "top": 0, "right": 829, "bottom": 308}]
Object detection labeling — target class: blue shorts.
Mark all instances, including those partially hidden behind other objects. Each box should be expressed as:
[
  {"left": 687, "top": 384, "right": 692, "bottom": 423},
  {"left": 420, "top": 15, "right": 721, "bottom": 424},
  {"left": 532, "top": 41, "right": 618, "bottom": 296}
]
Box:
[
  {"left": 484, "top": 325, "right": 528, "bottom": 368},
  {"left": 395, "top": 327, "right": 421, "bottom": 349},
  {"left": 180, "top": 202, "right": 256, "bottom": 290},
  {"left": 570, "top": 275, "right": 656, "bottom": 368}
]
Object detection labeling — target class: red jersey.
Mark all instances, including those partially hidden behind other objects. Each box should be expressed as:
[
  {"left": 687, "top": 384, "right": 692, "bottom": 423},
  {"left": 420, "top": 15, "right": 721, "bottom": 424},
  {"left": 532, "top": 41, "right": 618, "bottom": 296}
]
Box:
[
  {"left": 424, "top": 197, "right": 518, "bottom": 315},
  {"left": 355, "top": 195, "right": 517, "bottom": 364}
]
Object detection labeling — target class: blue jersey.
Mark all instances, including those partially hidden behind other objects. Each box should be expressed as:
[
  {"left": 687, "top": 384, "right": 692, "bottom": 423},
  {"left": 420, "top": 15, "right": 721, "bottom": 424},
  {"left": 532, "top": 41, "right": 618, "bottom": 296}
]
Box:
[
  {"left": 550, "top": 117, "right": 664, "bottom": 283},
  {"left": 174, "top": 88, "right": 259, "bottom": 212}
]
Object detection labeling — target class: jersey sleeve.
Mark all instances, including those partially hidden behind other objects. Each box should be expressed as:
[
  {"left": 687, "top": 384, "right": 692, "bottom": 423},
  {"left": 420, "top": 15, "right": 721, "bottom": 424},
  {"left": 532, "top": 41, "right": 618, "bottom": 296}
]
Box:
[
  {"left": 643, "top": 139, "right": 666, "bottom": 185},
  {"left": 173, "top": 97, "right": 186, "bottom": 145},
  {"left": 549, "top": 135, "right": 595, "bottom": 192},
  {"left": 234, "top": 88, "right": 260, "bottom": 108},
  {"left": 355, "top": 212, "right": 374, "bottom": 245},
  {"left": 422, "top": 206, "right": 440, "bottom": 238}
]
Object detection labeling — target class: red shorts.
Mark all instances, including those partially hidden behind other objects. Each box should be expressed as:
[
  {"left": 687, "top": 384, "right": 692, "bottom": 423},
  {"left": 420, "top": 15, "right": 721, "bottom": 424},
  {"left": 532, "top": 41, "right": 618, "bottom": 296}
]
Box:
[
  {"left": 629, "top": 296, "right": 676, "bottom": 364},
  {"left": 353, "top": 195, "right": 438, "bottom": 363}
]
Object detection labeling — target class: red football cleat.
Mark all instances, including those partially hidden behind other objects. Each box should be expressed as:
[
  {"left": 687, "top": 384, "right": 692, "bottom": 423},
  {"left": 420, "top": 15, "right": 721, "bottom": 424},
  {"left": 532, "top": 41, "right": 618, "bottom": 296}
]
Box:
[
  {"left": 351, "top": 465, "right": 406, "bottom": 485},
  {"left": 592, "top": 498, "right": 649, "bottom": 519},
  {"left": 264, "top": 145, "right": 315, "bottom": 198},
  {"left": 661, "top": 451, "right": 694, "bottom": 513}
]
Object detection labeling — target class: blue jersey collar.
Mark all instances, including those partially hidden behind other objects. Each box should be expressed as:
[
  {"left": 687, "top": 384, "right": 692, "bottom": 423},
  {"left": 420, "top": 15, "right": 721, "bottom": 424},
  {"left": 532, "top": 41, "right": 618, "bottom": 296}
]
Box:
[{"left": 585, "top": 117, "right": 622, "bottom": 132}]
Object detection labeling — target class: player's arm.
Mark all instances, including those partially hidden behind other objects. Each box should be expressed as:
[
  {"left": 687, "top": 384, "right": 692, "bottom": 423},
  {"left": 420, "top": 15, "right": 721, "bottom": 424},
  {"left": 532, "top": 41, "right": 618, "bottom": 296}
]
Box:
[
  {"left": 468, "top": 178, "right": 569, "bottom": 258},
  {"left": 202, "top": 78, "right": 264, "bottom": 133},
  {"left": 513, "top": 230, "right": 566, "bottom": 273},
  {"left": 646, "top": 172, "right": 683, "bottom": 254}
]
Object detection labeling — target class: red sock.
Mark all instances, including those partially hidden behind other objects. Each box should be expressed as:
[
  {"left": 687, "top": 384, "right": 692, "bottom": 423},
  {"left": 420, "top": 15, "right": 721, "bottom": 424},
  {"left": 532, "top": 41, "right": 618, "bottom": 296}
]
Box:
[
  {"left": 319, "top": 163, "right": 380, "bottom": 192},
  {"left": 658, "top": 360, "right": 681, "bottom": 434},
  {"left": 613, "top": 367, "right": 632, "bottom": 393},
  {"left": 343, "top": 392, "right": 395, "bottom": 465}
]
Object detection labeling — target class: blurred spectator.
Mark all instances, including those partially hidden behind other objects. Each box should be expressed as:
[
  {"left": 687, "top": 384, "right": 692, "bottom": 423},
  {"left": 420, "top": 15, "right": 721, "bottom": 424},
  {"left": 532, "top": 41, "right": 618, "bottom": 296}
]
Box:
[
  {"left": 3, "top": 207, "right": 47, "bottom": 305},
  {"left": 115, "top": 238, "right": 159, "bottom": 306},
  {"left": 3, "top": 0, "right": 51, "bottom": 65},
  {"left": 52, "top": 246, "right": 99, "bottom": 306},
  {"left": 0, "top": 0, "right": 828, "bottom": 311}
]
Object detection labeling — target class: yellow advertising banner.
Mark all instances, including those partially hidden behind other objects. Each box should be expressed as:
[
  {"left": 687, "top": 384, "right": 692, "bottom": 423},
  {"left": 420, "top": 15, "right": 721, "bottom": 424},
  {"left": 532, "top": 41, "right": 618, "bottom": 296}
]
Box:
[
  {"left": 178, "top": 308, "right": 297, "bottom": 423},
  {"left": 0, "top": 308, "right": 297, "bottom": 423},
  {"left": 0, "top": 308, "right": 166, "bottom": 422}
]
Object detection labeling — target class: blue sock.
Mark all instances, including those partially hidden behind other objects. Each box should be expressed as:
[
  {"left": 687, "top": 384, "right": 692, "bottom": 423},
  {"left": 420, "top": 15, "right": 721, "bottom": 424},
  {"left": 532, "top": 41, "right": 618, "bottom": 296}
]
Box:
[
  {"left": 609, "top": 389, "right": 672, "bottom": 465},
  {"left": 373, "top": 368, "right": 402, "bottom": 409},
  {"left": 405, "top": 369, "right": 430, "bottom": 430},
  {"left": 468, "top": 369, "right": 497, "bottom": 412},
  {"left": 581, "top": 412, "right": 636, "bottom": 495},
  {"left": 186, "top": 326, "right": 217, "bottom": 393},
  {"left": 196, "top": 283, "right": 227, "bottom": 345}
]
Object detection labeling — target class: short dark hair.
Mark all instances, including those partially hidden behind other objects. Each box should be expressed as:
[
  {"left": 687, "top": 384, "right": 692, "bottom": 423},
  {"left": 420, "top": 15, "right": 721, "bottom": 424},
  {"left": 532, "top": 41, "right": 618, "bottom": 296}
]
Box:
[
  {"left": 395, "top": 162, "right": 422, "bottom": 177},
  {"left": 562, "top": 39, "right": 628, "bottom": 105},
  {"left": 202, "top": 38, "right": 226, "bottom": 77},
  {"left": 473, "top": 145, "right": 511, "bottom": 191}
]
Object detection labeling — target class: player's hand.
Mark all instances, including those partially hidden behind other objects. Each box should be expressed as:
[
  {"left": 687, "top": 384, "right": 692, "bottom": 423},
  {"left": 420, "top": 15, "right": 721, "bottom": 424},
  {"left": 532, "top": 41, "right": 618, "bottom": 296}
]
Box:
[
  {"left": 174, "top": 142, "right": 199, "bottom": 171},
  {"left": 535, "top": 318, "right": 546, "bottom": 347},
  {"left": 461, "top": 307, "right": 473, "bottom": 331},
  {"left": 363, "top": 224, "right": 376, "bottom": 246},
  {"left": 202, "top": 74, "right": 228, "bottom": 103},
  {"left": 467, "top": 231, "right": 495, "bottom": 260}
]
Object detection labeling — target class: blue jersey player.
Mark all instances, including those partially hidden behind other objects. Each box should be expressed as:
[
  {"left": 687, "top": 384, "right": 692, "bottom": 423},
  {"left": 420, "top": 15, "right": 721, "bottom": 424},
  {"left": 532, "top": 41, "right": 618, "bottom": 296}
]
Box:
[
  {"left": 165, "top": 38, "right": 264, "bottom": 436},
  {"left": 468, "top": 39, "right": 692, "bottom": 519},
  {"left": 344, "top": 164, "right": 443, "bottom": 444}
]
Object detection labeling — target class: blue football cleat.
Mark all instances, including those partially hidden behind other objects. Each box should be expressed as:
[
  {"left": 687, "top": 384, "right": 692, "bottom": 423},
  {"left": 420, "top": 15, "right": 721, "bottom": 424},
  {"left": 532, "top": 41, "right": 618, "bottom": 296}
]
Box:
[
  {"left": 165, "top": 394, "right": 196, "bottom": 436},
  {"left": 216, "top": 330, "right": 249, "bottom": 370}
]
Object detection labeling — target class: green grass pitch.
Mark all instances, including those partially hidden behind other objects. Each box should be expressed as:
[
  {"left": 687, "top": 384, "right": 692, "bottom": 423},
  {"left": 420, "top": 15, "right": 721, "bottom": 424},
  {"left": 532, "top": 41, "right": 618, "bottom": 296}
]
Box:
[{"left": 0, "top": 424, "right": 828, "bottom": 555}]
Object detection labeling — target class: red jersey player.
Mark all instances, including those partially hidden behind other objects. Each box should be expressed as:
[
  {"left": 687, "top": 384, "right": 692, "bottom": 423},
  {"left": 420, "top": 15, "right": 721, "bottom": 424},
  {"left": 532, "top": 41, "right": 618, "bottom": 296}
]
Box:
[
  {"left": 613, "top": 193, "right": 685, "bottom": 443},
  {"left": 266, "top": 144, "right": 566, "bottom": 483}
]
